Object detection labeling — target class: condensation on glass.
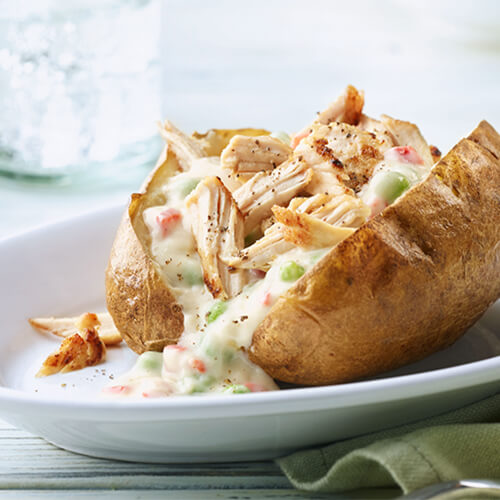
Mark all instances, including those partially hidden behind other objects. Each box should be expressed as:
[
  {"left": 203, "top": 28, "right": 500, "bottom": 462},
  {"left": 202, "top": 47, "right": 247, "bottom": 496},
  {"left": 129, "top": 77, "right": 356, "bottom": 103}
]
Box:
[{"left": 0, "top": 0, "right": 162, "bottom": 177}]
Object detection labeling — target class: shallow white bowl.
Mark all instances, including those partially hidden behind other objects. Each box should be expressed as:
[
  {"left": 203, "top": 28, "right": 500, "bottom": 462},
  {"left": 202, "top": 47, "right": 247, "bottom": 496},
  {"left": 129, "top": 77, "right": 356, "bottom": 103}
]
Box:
[{"left": 0, "top": 206, "right": 498, "bottom": 462}]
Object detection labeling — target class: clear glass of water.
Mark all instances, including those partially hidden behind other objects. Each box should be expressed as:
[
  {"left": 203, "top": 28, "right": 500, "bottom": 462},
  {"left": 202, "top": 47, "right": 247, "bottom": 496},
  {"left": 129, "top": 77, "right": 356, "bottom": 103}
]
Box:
[{"left": 0, "top": 0, "right": 162, "bottom": 178}]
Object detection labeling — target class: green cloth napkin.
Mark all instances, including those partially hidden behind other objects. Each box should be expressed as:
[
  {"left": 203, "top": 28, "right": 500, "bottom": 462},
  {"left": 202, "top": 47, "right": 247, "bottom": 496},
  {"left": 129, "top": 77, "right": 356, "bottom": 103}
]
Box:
[{"left": 277, "top": 392, "right": 500, "bottom": 496}]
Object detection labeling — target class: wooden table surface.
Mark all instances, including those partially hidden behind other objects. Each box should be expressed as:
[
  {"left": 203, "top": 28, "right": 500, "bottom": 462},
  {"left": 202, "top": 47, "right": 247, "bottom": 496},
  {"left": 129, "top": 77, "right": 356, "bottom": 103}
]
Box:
[
  {"left": 0, "top": 419, "right": 295, "bottom": 498},
  {"left": 0, "top": 419, "right": 401, "bottom": 499}
]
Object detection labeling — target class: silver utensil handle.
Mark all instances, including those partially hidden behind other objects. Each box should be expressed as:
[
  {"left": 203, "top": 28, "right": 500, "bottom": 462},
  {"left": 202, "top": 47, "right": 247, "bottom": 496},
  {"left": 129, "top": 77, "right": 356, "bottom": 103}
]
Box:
[{"left": 400, "top": 479, "right": 500, "bottom": 499}]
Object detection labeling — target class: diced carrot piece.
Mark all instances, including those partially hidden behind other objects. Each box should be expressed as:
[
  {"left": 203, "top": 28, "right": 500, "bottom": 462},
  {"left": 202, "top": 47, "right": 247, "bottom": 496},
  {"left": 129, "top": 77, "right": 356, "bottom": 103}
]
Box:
[
  {"left": 103, "top": 385, "right": 129, "bottom": 394},
  {"left": 191, "top": 359, "right": 206, "bottom": 373},
  {"left": 291, "top": 129, "right": 310, "bottom": 149},
  {"left": 244, "top": 382, "right": 266, "bottom": 392},
  {"left": 385, "top": 146, "right": 423, "bottom": 165},
  {"left": 156, "top": 208, "right": 182, "bottom": 237},
  {"left": 261, "top": 291, "right": 272, "bottom": 306}
]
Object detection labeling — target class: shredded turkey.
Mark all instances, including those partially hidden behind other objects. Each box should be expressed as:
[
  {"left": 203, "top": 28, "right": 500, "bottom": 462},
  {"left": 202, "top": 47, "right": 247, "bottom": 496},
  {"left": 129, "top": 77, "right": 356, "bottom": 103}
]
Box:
[
  {"left": 192, "top": 128, "right": 270, "bottom": 157},
  {"left": 305, "top": 164, "right": 353, "bottom": 197},
  {"left": 227, "top": 223, "right": 293, "bottom": 271},
  {"left": 357, "top": 114, "right": 397, "bottom": 144},
  {"left": 292, "top": 85, "right": 365, "bottom": 148},
  {"left": 163, "top": 88, "right": 434, "bottom": 284},
  {"left": 221, "top": 135, "right": 292, "bottom": 173},
  {"left": 159, "top": 121, "right": 245, "bottom": 193},
  {"left": 29, "top": 312, "right": 122, "bottom": 346},
  {"left": 233, "top": 157, "right": 313, "bottom": 233},
  {"left": 273, "top": 206, "right": 355, "bottom": 249},
  {"left": 158, "top": 120, "right": 206, "bottom": 171},
  {"left": 231, "top": 193, "right": 369, "bottom": 270},
  {"left": 296, "top": 122, "right": 392, "bottom": 194},
  {"left": 302, "top": 193, "right": 370, "bottom": 227},
  {"left": 185, "top": 176, "right": 247, "bottom": 299},
  {"left": 316, "top": 84, "right": 365, "bottom": 127},
  {"left": 36, "top": 313, "right": 106, "bottom": 377}
]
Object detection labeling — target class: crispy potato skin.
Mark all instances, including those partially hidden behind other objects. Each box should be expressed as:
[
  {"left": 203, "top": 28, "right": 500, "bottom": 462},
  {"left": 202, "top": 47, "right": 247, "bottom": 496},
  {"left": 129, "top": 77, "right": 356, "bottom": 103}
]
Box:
[
  {"left": 105, "top": 210, "right": 184, "bottom": 354},
  {"left": 249, "top": 121, "right": 500, "bottom": 385},
  {"left": 105, "top": 149, "right": 185, "bottom": 354}
]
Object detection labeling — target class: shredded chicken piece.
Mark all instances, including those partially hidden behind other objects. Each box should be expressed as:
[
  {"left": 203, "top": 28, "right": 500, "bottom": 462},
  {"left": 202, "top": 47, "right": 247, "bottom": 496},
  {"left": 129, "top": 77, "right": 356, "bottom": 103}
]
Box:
[
  {"left": 232, "top": 193, "right": 369, "bottom": 270},
  {"left": 316, "top": 84, "right": 365, "bottom": 127},
  {"left": 159, "top": 121, "right": 246, "bottom": 193},
  {"left": 185, "top": 176, "right": 247, "bottom": 299},
  {"left": 293, "top": 85, "right": 365, "bottom": 148},
  {"left": 192, "top": 128, "right": 270, "bottom": 156},
  {"left": 36, "top": 313, "right": 106, "bottom": 377},
  {"left": 287, "top": 194, "right": 330, "bottom": 212},
  {"left": 229, "top": 224, "right": 292, "bottom": 271},
  {"left": 158, "top": 120, "right": 206, "bottom": 171},
  {"left": 380, "top": 115, "right": 434, "bottom": 166},
  {"left": 357, "top": 114, "right": 397, "bottom": 144},
  {"left": 306, "top": 193, "right": 371, "bottom": 228},
  {"left": 221, "top": 135, "right": 292, "bottom": 173},
  {"left": 305, "top": 164, "right": 353, "bottom": 197},
  {"left": 296, "top": 122, "right": 392, "bottom": 193},
  {"left": 76, "top": 312, "right": 100, "bottom": 331},
  {"left": 233, "top": 158, "right": 313, "bottom": 233},
  {"left": 29, "top": 312, "right": 122, "bottom": 346},
  {"left": 272, "top": 206, "right": 355, "bottom": 249}
]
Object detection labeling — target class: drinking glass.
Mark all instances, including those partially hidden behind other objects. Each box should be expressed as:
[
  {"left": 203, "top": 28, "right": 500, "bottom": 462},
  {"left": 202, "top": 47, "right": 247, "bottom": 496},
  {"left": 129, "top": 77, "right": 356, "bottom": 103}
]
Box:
[{"left": 0, "top": 0, "right": 162, "bottom": 178}]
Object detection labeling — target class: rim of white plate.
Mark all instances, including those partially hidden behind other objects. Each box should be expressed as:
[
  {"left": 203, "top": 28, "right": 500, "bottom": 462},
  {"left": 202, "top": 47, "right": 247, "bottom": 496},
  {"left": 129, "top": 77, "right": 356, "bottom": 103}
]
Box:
[{"left": 1, "top": 354, "right": 499, "bottom": 420}]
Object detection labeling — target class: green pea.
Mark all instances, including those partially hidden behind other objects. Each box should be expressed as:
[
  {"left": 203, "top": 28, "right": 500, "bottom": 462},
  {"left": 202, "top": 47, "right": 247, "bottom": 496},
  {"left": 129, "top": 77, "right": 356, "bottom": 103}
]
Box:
[
  {"left": 183, "top": 265, "right": 203, "bottom": 286},
  {"left": 372, "top": 171, "right": 411, "bottom": 204},
  {"left": 204, "top": 344, "right": 217, "bottom": 358},
  {"left": 222, "top": 349, "right": 234, "bottom": 364},
  {"left": 180, "top": 178, "right": 200, "bottom": 198},
  {"left": 190, "top": 375, "right": 216, "bottom": 393},
  {"left": 280, "top": 261, "right": 305, "bottom": 282},
  {"left": 224, "top": 384, "right": 251, "bottom": 394},
  {"left": 135, "top": 351, "right": 163, "bottom": 375},
  {"left": 206, "top": 301, "right": 228, "bottom": 323},
  {"left": 203, "top": 344, "right": 233, "bottom": 363}
]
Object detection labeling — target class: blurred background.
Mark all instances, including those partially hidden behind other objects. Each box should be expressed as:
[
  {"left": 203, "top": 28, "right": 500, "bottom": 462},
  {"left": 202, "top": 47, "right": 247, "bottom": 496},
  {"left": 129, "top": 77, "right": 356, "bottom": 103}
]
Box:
[{"left": 1, "top": 0, "right": 499, "bottom": 236}]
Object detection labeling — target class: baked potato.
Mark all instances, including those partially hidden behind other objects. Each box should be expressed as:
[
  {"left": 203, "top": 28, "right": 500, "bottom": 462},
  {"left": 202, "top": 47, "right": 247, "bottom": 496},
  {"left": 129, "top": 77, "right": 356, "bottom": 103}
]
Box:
[{"left": 105, "top": 87, "right": 500, "bottom": 392}]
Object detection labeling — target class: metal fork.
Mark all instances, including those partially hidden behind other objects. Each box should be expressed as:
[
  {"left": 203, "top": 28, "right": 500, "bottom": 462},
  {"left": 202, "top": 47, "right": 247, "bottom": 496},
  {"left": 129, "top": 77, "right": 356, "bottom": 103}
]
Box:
[{"left": 400, "top": 479, "right": 500, "bottom": 499}]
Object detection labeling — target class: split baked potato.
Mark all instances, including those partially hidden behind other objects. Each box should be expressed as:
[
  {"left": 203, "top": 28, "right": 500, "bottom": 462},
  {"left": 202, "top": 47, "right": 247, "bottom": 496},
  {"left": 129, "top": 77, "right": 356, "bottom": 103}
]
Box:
[
  {"left": 250, "top": 121, "right": 500, "bottom": 384},
  {"left": 105, "top": 88, "right": 500, "bottom": 387}
]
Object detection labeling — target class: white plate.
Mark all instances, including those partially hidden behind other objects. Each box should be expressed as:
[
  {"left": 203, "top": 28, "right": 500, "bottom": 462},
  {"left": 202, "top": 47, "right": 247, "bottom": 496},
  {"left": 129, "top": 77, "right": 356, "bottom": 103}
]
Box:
[{"left": 0, "top": 205, "right": 499, "bottom": 463}]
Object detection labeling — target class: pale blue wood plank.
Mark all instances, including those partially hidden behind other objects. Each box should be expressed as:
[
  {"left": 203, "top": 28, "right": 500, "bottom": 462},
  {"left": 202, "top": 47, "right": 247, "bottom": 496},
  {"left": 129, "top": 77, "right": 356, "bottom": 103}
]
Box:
[
  {"left": 0, "top": 421, "right": 399, "bottom": 498},
  {"left": 0, "top": 420, "right": 290, "bottom": 490},
  {"left": 0, "top": 489, "right": 398, "bottom": 499}
]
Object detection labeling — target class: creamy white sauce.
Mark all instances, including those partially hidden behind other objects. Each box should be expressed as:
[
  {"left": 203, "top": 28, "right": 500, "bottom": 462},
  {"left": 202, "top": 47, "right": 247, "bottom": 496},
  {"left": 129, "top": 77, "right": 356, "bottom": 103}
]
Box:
[{"left": 104, "top": 158, "right": 325, "bottom": 398}]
